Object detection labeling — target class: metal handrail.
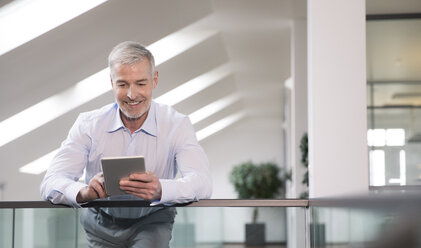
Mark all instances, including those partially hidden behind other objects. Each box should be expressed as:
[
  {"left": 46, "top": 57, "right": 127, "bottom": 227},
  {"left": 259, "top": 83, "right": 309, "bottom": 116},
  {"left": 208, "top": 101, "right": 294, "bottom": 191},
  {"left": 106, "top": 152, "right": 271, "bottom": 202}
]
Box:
[
  {"left": 4, "top": 194, "right": 421, "bottom": 209},
  {"left": 0, "top": 199, "right": 309, "bottom": 209}
]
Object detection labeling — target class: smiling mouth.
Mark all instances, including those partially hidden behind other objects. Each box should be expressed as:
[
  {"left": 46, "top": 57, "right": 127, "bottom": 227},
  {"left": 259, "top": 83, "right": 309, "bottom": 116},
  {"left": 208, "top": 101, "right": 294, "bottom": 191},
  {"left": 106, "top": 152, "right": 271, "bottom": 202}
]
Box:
[{"left": 126, "top": 101, "right": 140, "bottom": 106}]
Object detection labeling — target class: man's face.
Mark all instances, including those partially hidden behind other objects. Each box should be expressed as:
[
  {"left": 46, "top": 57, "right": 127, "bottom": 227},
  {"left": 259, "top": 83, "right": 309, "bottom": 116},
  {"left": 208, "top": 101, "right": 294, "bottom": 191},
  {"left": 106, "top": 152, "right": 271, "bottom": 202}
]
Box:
[{"left": 110, "top": 59, "right": 158, "bottom": 121}]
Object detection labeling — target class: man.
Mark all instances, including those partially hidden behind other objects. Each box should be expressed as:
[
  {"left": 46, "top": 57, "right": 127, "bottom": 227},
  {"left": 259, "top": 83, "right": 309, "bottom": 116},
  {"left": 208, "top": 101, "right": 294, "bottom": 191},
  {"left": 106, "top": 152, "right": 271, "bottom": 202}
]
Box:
[{"left": 40, "top": 41, "right": 212, "bottom": 247}]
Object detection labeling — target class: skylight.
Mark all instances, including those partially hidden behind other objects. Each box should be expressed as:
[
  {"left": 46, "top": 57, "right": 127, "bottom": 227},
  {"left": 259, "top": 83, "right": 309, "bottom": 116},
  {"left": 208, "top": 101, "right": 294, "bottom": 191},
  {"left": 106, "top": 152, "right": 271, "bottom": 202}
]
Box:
[
  {"left": 149, "top": 29, "right": 218, "bottom": 66},
  {"left": 19, "top": 148, "right": 59, "bottom": 174},
  {"left": 0, "top": 28, "right": 217, "bottom": 148},
  {"left": 0, "top": 69, "right": 110, "bottom": 148},
  {"left": 155, "top": 63, "right": 231, "bottom": 106},
  {"left": 0, "top": 0, "right": 108, "bottom": 56},
  {"left": 196, "top": 112, "right": 246, "bottom": 141},
  {"left": 16, "top": 28, "right": 220, "bottom": 174},
  {"left": 189, "top": 93, "right": 241, "bottom": 125}
]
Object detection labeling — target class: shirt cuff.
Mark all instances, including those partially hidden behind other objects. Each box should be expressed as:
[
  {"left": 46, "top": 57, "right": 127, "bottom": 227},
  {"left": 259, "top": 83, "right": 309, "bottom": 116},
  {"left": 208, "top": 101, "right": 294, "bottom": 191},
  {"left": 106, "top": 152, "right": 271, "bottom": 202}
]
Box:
[
  {"left": 64, "top": 181, "right": 88, "bottom": 208},
  {"left": 151, "top": 179, "right": 177, "bottom": 206}
]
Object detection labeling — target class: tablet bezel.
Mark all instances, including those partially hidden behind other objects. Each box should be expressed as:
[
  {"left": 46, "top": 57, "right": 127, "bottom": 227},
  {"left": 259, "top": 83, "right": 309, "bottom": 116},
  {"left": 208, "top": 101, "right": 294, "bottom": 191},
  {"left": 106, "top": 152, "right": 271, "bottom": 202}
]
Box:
[{"left": 101, "top": 155, "right": 146, "bottom": 196}]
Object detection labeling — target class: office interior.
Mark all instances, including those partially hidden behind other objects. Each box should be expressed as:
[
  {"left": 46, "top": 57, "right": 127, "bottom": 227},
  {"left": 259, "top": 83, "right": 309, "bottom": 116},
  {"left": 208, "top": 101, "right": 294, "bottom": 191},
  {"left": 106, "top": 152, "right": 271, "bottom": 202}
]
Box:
[{"left": 1, "top": 0, "right": 421, "bottom": 247}]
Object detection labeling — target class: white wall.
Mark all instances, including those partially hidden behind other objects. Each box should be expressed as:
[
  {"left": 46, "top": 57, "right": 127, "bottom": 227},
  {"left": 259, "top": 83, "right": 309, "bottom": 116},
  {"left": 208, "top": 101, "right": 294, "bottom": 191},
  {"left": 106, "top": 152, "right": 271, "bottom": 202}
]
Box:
[
  {"left": 202, "top": 117, "right": 284, "bottom": 199},
  {"left": 307, "top": 0, "right": 369, "bottom": 197}
]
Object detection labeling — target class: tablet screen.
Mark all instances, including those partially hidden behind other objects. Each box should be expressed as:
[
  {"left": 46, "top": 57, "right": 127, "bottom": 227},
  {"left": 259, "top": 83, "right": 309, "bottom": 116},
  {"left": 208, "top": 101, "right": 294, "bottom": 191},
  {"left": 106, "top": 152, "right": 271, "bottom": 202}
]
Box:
[{"left": 101, "top": 156, "right": 145, "bottom": 196}]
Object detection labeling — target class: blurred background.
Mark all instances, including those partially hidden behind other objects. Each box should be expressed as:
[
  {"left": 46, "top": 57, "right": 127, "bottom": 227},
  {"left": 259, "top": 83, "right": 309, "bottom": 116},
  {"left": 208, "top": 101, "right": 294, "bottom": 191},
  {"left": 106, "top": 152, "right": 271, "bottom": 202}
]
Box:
[
  {"left": 1, "top": 0, "right": 421, "bottom": 247},
  {"left": 0, "top": 0, "right": 420, "bottom": 201},
  {"left": 0, "top": 0, "right": 300, "bottom": 201}
]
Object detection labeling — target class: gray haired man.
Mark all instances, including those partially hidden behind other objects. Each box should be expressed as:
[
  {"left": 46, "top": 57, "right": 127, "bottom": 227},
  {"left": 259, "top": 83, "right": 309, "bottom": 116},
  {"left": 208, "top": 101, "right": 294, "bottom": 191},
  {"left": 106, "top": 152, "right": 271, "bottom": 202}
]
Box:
[{"left": 41, "top": 41, "right": 212, "bottom": 247}]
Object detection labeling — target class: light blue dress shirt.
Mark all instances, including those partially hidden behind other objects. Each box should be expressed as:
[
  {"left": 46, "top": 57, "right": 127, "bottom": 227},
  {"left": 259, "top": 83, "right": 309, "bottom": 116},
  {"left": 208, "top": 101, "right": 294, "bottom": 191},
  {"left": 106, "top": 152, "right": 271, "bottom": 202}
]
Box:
[{"left": 40, "top": 101, "right": 212, "bottom": 218}]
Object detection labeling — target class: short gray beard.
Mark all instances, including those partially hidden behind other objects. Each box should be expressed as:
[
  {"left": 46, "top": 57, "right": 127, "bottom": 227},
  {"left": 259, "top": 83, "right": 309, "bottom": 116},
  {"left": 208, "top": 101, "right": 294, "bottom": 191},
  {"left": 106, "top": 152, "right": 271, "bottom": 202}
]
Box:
[{"left": 120, "top": 108, "right": 144, "bottom": 121}]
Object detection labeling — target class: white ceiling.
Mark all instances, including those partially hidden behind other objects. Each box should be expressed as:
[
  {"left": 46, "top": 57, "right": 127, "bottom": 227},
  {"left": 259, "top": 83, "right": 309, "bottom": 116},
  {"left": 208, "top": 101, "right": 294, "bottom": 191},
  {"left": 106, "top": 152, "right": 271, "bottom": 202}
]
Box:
[{"left": 0, "top": 0, "right": 298, "bottom": 200}]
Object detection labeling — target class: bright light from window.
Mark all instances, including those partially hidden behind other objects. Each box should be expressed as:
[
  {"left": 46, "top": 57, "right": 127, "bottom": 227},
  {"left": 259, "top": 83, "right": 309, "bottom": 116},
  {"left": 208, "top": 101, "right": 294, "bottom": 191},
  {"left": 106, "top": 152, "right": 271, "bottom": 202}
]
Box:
[
  {"left": 149, "top": 30, "right": 217, "bottom": 66},
  {"left": 155, "top": 63, "right": 231, "bottom": 106},
  {"left": 3, "top": 27, "right": 218, "bottom": 149},
  {"left": 189, "top": 93, "right": 240, "bottom": 125},
  {"left": 22, "top": 109, "right": 244, "bottom": 174},
  {"left": 19, "top": 149, "right": 59, "bottom": 174},
  {"left": 368, "top": 128, "right": 405, "bottom": 147},
  {"left": 388, "top": 178, "right": 401, "bottom": 184},
  {"left": 369, "top": 150, "right": 385, "bottom": 186},
  {"left": 16, "top": 27, "right": 219, "bottom": 174},
  {"left": 0, "top": 0, "right": 107, "bottom": 56},
  {"left": 196, "top": 112, "right": 246, "bottom": 141},
  {"left": 367, "top": 129, "right": 386, "bottom": 147},
  {"left": 400, "top": 150, "right": 406, "bottom": 186},
  {"left": 0, "top": 69, "right": 110, "bottom": 148},
  {"left": 386, "top": 129, "right": 405, "bottom": 146}
]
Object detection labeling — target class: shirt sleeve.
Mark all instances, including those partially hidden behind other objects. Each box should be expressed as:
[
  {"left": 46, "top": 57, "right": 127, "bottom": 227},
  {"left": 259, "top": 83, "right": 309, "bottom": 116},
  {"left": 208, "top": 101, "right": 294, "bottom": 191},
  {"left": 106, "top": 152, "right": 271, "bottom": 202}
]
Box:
[
  {"left": 40, "top": 114, "right": 90, "bottom": 208},
  {"left": 153, "top": 117, "right": 212, "bottom": 205}
]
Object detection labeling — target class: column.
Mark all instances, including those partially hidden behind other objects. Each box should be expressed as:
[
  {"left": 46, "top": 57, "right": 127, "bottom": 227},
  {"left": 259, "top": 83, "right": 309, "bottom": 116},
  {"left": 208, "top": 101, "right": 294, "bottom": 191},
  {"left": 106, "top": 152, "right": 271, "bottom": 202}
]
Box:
[{"left": 307, "top": 0, "right": 368, "bottom": 197}]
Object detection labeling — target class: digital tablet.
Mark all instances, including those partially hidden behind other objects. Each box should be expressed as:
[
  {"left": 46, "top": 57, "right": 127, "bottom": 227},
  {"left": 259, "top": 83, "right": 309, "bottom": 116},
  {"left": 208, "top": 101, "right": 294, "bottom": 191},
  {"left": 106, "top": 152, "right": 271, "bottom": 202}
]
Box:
[{"left": 101, "top": 156, "right": 145, "bottom": 196}]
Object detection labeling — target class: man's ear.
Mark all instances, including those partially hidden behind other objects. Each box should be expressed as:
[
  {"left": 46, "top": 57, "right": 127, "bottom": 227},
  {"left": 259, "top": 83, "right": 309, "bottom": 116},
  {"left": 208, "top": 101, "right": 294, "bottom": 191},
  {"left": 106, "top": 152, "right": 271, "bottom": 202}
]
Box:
[
  {"left": 153, "top": 71, "right": 159, "bottom": 89},
  {"left": 110, "top": 74, "right": 114, "bottom": 88}
]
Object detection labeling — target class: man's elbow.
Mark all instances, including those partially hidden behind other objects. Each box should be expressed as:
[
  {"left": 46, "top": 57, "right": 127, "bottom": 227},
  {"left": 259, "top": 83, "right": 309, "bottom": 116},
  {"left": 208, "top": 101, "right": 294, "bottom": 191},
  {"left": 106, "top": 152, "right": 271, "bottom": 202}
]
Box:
[
  {"left": 40, "top": 181, "right": 48, "bottom": 201},
  {"left": 201, "top": 176, "right": 213, "bottom": 199}
]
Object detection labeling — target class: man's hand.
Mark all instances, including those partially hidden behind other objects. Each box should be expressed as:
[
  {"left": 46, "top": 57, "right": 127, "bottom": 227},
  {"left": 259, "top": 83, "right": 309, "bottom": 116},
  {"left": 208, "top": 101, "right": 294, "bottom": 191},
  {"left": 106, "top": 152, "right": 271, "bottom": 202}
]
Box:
[
  {"left": 76, "top": 172, "right": 107, "bottom": 203},
  {"left": 119, "top": 171, "right": 162, "bottom": 201}
]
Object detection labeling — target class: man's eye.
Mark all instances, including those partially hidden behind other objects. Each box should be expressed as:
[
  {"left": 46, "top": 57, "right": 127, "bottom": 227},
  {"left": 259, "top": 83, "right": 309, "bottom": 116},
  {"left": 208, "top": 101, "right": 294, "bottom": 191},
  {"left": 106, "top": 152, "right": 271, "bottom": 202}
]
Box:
[{"left": 117, "top": 84, "right": 126, "bottom": 87}]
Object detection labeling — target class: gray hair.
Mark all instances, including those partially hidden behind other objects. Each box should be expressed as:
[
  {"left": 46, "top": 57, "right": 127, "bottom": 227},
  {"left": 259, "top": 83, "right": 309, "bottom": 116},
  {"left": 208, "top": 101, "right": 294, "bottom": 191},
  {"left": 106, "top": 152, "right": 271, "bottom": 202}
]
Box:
[{"left": 108, "top": 41, "right": 155, "bottom": 77}]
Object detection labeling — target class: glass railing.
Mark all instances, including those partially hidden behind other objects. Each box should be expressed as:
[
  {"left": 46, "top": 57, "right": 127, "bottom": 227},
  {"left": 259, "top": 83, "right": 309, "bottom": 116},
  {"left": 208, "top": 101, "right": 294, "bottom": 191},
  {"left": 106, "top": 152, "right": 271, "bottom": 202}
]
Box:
[
  {"left": 0, "top": 208, "right": 13, "bottom": 248},
  {"left": 3, "top": 196, "right": 421, "bottom": 248},
  {"left": 0, "top": 199, "right": 308, "bottom": 248},
  {"left": 309, "top": 195, "right": 421, "bottom": 248}
]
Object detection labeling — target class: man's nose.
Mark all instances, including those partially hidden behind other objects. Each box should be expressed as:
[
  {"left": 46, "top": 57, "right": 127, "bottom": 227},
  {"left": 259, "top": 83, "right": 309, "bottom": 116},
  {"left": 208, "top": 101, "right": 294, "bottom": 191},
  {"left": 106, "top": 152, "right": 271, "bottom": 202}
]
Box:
[{"left": 127, "top": 86, "right": 136, "bottom": 99}]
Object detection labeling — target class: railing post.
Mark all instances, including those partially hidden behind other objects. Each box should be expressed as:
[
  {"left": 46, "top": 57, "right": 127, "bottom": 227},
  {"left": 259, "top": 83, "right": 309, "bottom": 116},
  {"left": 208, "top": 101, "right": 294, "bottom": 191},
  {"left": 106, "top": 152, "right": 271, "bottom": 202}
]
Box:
[
  {"left": 75, "top": 209, "right": 78, "bottom": 248},
  {"left": 305, "top": 206, "right": 311, "bottom": 248},
  {"left": 12, "top": 208, "right": 15, "bottom": 248}
]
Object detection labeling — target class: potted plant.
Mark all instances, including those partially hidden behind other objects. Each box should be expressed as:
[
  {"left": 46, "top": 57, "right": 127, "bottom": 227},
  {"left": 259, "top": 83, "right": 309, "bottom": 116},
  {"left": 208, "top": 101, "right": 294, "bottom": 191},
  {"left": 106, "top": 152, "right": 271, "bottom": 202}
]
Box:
[{"left": 229, "top": 161, "right": 290, "bottom": 246}]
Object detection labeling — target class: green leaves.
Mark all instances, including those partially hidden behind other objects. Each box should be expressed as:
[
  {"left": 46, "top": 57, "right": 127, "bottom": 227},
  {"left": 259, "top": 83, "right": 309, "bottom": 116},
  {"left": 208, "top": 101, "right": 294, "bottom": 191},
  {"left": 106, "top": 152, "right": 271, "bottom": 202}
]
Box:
[
  {"left": 300, "top": 133, "right": 308, "bottom": 169},
  {"left": 229, "top": 161, "right": 288, "bottom": 199},
  {"left": 300, "top": 132, "right": 309, "bottom": 198}
]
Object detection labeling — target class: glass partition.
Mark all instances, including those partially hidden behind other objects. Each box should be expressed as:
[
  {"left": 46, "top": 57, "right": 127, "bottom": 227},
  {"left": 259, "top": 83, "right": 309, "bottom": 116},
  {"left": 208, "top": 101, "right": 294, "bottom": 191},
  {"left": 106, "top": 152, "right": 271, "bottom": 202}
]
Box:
[
  {"left": 310, "top": 197, "right": 421, "bottom": 248},
  {"left": 367, "top": 95, "right": 421, "bottom": 186},
  {"left": 367, "top": 17, "right": 421, "bottom": 187},
  {"left": 14, "top": 208, "right": 78, "bottom": 248},
  {"left": 0, "top": 208, "right": 13, "bottom": 248},
  {"left": 0, "top": 203, "right": 307, "bottom": 248},
  {"left": 8, "top": 198, "right": 421, "bottom": 248},
  {"left": 310, "top": 207, "right": 386, "bottom": 247}
]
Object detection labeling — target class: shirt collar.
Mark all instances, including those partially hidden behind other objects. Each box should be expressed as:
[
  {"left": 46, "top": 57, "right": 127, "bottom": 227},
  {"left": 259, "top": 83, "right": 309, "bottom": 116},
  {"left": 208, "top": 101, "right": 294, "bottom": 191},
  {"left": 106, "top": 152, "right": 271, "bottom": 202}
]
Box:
[
  {"left": 107, "top": 103, "right": 125, "bottom": 133},
  {"left": 140, "top": 101, "right": 157, "bottom": 137},
  {"left": 107, "top": 102, "right": 157, "bottom": 137}
]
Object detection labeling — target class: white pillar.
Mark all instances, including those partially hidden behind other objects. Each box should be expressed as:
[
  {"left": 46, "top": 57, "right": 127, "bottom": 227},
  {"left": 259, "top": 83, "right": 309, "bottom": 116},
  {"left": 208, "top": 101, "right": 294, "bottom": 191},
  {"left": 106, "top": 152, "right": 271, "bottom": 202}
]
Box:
[
  {"left": 286, "top": 16, "right": 307, "bottom": 248},
  {"left": 290, "top": 19, "right": 308, "bottom": 199},
  {"left": 307, "top": 0, "right": 368, "bottom": 197}
]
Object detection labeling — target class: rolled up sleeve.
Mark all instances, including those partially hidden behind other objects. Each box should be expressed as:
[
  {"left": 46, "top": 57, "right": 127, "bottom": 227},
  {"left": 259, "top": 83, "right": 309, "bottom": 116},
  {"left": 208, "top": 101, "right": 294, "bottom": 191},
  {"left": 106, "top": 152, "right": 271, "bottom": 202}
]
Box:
[{"left": 40, "top": 114, "right": 90, "bottom": 207}]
